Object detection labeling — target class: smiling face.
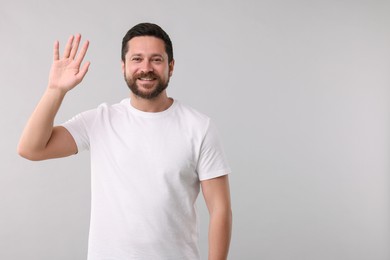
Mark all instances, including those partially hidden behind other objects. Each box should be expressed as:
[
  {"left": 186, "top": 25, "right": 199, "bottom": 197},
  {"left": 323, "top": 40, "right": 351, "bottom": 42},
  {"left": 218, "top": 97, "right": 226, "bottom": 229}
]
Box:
[{"left": 122, "top": 36, "right": 174, "bottom": 100}]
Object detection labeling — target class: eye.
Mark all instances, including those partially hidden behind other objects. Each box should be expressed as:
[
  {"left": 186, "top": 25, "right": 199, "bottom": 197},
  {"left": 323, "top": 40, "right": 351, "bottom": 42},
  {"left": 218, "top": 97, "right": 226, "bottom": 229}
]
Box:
[
  {"left": 131, "top": 56, "right": 142, "bottom": 62},
  {"left": 151, "top": 57, "right": 163, "bottom": 63}
]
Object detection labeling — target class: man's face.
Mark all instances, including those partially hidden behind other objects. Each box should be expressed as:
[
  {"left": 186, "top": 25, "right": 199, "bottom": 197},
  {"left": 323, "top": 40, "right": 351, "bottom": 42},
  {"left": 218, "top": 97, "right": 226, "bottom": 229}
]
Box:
[{"left": 122, "top": 36, "right": 174, "bottom": 99}]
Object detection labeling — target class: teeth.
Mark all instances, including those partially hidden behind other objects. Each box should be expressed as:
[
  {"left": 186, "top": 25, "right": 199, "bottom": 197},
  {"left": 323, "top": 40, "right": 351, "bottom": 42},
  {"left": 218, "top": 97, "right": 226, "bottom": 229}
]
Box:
[{"left": 139, "top": 78, "right": 154, "bottom": 81}]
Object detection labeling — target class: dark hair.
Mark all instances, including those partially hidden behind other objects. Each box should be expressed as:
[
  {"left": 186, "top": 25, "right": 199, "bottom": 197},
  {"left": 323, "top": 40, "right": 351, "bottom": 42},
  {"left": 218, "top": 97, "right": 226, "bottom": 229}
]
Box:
[{"left": 121, "top": 23, "right": 173, "bottom": 63}]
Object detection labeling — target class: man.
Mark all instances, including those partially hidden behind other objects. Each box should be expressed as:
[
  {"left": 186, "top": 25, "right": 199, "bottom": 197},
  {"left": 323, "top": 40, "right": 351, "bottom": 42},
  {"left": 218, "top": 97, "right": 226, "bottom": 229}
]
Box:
[{"left": 18, "top": 23, "right": 232, "bottom": 260}]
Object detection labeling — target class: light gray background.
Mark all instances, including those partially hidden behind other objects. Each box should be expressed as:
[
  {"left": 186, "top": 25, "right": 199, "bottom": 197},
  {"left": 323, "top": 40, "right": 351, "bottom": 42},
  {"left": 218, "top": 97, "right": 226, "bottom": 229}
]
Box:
[{"left": 1, "top": 0, "right": 389, "bottom": 259}]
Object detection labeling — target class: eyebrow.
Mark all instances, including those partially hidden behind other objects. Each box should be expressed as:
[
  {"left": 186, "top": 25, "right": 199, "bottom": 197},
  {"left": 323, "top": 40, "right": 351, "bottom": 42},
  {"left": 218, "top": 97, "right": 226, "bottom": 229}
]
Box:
[{"left": 130, "top": 53, "right": 164, "bottom": 57}]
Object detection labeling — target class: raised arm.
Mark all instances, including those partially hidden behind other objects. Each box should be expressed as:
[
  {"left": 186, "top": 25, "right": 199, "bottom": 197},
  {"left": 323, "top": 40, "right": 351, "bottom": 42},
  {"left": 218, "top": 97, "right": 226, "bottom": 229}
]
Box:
[
  {"left": 17, "top": 34, "right": 90, "bottom": 161},
  {"left": 201, "top": 175, "right": 232, "bottom": 260}
]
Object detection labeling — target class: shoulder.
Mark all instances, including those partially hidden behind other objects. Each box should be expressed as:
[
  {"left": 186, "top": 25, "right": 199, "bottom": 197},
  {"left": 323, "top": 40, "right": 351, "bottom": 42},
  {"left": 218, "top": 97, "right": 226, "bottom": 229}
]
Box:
[
  {"left": 92, "top": 98, "right": 129, "bottom": 117},
  {"left": 67, "top": 99, "right": 128, "bottom": 126},
  {"left": 174, "top": 100, "right": 211, "bottom": 124},
  {"left": 172, "top": 101, "right": 216, "bottom": 139},
  {"left": 96, "top": 98, "right": 128, "bottom": 111}
]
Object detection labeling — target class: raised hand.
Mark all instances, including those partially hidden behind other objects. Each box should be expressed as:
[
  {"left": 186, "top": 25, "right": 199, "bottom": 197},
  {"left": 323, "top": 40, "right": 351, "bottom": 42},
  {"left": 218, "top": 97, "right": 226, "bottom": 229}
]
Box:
[{"left": 48, "top": 34, "right": 90, "bottom": 93}]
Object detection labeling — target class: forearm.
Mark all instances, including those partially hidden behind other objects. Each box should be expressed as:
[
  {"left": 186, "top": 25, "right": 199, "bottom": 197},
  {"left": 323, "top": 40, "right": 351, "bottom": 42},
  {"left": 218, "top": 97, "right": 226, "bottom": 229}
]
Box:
[
  {"left": 18, "top": 87, "right": 66, "bottom": 158},
  {"left": 208, "top": 208, "right": 232, "bottom": 260}
]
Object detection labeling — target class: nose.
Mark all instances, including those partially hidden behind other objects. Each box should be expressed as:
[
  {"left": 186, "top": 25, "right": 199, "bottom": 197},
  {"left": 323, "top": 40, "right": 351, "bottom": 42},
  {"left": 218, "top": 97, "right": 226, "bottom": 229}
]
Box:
[{"left": 140, "top": 60, "right": 153, "bottom": 73}]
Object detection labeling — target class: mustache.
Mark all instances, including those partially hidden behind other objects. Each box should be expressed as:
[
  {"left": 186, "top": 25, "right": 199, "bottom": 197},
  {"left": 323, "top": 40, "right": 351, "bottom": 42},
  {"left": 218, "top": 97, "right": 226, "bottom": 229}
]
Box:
[{"left": 136, "top": 71, "right": 159, "bottom": 79}]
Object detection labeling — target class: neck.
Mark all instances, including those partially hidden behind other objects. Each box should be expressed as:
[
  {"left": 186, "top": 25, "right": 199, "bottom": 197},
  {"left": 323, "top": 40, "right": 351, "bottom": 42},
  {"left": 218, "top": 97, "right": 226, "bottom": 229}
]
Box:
[{"left": 129, "top": 91, "right": 173, "bottom": 112}]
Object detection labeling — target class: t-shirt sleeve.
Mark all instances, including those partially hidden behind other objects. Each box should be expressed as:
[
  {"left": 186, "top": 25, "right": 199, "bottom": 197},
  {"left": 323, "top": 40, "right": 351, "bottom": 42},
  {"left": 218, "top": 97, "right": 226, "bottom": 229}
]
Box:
[
  {"left": 196, "top": 120, "right": 231, "bottom": 181},
  {"left": 61, "top": 109, "right": 96, "bottom": 152}
]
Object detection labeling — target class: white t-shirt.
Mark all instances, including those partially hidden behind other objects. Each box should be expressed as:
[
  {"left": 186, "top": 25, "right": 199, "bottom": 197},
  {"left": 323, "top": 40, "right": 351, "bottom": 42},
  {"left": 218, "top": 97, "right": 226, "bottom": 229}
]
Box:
[{"left": 62, "top": 98, "right": 231, "bottom": 260}]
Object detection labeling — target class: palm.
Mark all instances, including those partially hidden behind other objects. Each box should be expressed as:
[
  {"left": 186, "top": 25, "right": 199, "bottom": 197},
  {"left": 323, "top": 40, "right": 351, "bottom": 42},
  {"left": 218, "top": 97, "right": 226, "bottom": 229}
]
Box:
[{"left": 48, "top": 34, "right": 90, "bottom": 92}]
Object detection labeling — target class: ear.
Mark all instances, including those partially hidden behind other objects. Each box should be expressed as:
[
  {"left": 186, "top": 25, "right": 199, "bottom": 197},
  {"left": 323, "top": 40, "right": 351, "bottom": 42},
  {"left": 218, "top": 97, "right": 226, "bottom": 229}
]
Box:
[
  {"left": 169, "top": 59, "right": 175, "bottom": 77},
  {"left": 121, "top": 60, "right": 125, "bottom": 74}
]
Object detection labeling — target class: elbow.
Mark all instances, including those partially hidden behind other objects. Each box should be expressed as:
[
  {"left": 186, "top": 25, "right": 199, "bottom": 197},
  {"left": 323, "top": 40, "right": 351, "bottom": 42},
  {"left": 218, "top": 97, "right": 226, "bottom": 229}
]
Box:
[
  {"left": 211, "top": 205, "right": 233, "bottom": 220},
  {"left": 227, "top": 208, "right": 233, "bottom": 223},
  {"left": 17, "top": 144, "right": 43, "bottom": 161}
]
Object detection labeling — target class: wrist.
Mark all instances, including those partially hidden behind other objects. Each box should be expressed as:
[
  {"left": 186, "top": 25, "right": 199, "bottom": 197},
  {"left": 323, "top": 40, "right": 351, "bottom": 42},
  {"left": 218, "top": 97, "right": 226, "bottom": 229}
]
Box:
[
  {"left": 46, "top": 84, "right": 68, "bottom": 94},
  {"left": 45, "top": 86, "right": 68, "bottom": 100}
]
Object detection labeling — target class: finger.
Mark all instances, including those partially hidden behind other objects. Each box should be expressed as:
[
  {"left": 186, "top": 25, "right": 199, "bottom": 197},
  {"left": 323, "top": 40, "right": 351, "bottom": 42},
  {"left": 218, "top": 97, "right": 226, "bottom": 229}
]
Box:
[
  {"left": 74, "top": 40, "right": 90, "bottom": 65},
  {"left": 62, "top": 35, "right": 74, "bottom": 58},
  {"left": 69, "top": 34, "right": 81, "bottom": 59},
  {"left": 53, "top": 40, "right": 59, "bottom": 61},
  {"left": 76, "top": 61, "right": 91, "bottom": 82}
]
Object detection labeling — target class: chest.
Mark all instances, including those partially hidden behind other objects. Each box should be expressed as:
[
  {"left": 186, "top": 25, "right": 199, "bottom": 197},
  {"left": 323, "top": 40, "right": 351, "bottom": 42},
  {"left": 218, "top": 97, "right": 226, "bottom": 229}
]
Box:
[{"left": 89, "top": 114, "right": 202, "bottom": 182}]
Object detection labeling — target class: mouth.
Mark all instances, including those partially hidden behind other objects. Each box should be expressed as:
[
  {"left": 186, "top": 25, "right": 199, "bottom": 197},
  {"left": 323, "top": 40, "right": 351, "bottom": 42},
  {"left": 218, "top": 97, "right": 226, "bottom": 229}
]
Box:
[{"left": 138, "top": 77, "right": 156, "bottom": 81}]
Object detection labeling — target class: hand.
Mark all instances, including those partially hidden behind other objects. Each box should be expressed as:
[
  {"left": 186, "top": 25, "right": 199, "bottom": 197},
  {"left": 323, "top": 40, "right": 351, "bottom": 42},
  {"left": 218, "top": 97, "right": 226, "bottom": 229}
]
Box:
[{"left": 48, "top": 34, "right": 90, "bottom": 93}]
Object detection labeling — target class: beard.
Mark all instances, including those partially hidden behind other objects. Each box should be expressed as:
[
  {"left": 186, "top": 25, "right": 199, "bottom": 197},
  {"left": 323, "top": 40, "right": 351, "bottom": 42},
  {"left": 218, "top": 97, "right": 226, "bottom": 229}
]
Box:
[{"left": 124, "top": 71, "right": 170, "bottom": 100}]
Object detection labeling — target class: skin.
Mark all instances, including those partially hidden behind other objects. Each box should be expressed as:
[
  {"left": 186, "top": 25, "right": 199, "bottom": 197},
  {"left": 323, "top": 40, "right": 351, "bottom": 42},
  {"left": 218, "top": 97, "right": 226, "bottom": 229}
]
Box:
[
  {"left": 122, "top": 36, "right": 174, "bottom": 112},
  {"left": 17, "top": 34, "right": 232, "bottom": 260}
]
